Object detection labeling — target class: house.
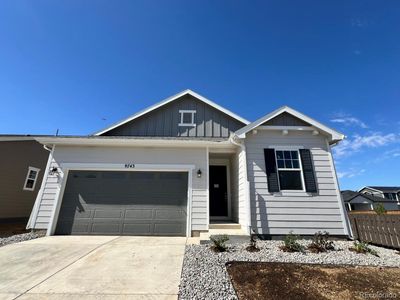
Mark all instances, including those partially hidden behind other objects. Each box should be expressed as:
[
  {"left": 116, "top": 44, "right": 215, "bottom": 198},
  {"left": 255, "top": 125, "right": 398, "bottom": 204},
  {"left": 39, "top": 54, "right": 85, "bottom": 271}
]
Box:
[
  {"left": 26, "top": 90, "right": 350, "bottom": 237},
  {"left": 359, "top": 186, "right": 400, "bottom": 206},
  {"left": 0, "top": 136, "right": 49, "bottom": 222},
  {"left": 341, "top": 190, "right": 399, "bottom": 211}
]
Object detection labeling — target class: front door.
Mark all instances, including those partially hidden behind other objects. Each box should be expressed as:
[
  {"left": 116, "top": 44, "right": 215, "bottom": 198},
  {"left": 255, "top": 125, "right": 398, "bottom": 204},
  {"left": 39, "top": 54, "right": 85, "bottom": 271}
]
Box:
[{"left": 209, "top": 165, "right": 228, "bottom": 218}]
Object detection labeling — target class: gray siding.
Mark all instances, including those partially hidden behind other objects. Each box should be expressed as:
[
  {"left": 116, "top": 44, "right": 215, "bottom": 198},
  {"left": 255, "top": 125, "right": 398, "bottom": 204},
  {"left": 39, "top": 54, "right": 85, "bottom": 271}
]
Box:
[
  {"left": 262, "top": 112, "right": 310, "bottom": 126},
  {"left": 103, "top": 94, "right": 245, "bottom": 138},
  {"left": 245, "top": 130, "right": 347, "bottom": 235},
  {"left": 0, "top": 141, "right": 49, "bottom": 220},
  {"left": 30, "top": 146, "right": 208, "bottom": 233}
]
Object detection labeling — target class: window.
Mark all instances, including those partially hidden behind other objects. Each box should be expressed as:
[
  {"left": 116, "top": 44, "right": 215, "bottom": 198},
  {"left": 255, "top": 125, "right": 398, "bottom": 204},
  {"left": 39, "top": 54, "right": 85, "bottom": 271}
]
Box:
[
  {"left": 275, "top": 150, "right": 303, "bottom": 190},
  {"left": 384, "top": 193, "right": 397, "bottom": 201},
  {"left": 23, "top": 167, "right": 40, "bottom": 191},
  {"left": 179, "top": 110, "right": 196, "bottom": 126}
]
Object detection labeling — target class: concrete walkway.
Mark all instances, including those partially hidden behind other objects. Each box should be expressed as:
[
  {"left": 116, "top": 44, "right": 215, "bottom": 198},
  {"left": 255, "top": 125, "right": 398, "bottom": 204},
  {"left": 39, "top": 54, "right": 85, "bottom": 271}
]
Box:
[{"left": 0, "top": 236, "right": 190, "bottom": 300}]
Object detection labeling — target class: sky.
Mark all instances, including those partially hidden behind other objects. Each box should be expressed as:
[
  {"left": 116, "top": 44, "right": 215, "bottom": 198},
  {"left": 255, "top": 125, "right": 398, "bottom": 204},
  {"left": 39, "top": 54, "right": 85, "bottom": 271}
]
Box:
[{"left": 0, "top": 0, "right": 399, "bottom": 190}]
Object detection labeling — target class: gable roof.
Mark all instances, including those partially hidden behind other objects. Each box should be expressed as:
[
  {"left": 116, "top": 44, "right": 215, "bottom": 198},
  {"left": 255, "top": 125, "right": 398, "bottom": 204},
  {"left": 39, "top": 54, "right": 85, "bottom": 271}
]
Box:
[
  {"left": 234, "top": 106, "right": 345, "bottom": 144},
  {"left": 94, "top": 89, "right": 250, "bottom": 136},
  {"left": 341, "top": 190, "right": 394, "bottom": 203},
  {"left": 368, "top": 186, "right": 400, "bottom": 192}
]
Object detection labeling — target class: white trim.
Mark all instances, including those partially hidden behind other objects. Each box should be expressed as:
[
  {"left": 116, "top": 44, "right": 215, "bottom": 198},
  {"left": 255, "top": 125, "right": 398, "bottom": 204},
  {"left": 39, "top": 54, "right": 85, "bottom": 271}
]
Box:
[
  {"left": 178, "top": 110, "right": 196, "bottom": 127},
  {"left": 258, "top": 126, "right": 316, "bottom": 131},
  {"left": 326, "top": 140, "right": 351, "bottom": 237},
  {"left": 47, "top": 163, "right": 195, "bottom": 237},
  {"left": 358, "top": 186, "right": 383, "bottom": 193},
  {"left": 206, "top": 147, "right": 210, "bottom": 230},
  {"left": 209, "top": 159, "right": 232, "bottom": 221},
  {"left": 94, "top": 89, "right": 250, "bottom": 135},
  {"left": 270, "top": 145, "right": 304, "bottom": 150},
  {"left": 234, "top": 106, "right": 345, "bottom": 143},
  {"left": 27, "top": 145, "right": 55, "bottom": 229},
  {"left": 34, "top": 137, "right": 234, "bottom": 148},
  {"left": 23, "top": 167, "right": 40, "bottom": 191},
  {"left": 274, "top": 149, "right": 306, "bottom": 192}
]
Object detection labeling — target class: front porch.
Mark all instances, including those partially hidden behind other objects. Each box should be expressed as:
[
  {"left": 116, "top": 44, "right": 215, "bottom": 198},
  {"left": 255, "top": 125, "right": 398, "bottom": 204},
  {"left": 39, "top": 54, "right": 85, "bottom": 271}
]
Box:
[{"left": 201, "top": 150, "right": 249, "bottom": 240}]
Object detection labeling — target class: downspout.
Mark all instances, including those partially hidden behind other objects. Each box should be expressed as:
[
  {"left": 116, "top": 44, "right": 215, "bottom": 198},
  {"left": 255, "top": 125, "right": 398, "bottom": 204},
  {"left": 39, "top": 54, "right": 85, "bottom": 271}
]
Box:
[
  {"left": 26, "top": 144, "right": 55, "bottom": 230},
  {"left": 229, "top": 134, "right": 252, "bottom": 235},
  {"left": 326, "top": 140, "right": 352, "bottom": 238}
]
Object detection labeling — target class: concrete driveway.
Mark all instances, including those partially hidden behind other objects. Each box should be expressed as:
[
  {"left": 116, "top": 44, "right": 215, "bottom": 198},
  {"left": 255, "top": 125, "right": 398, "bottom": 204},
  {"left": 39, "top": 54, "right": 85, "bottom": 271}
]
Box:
[{"left": 0, "top": 236, "right": 189, "bottom": 300}]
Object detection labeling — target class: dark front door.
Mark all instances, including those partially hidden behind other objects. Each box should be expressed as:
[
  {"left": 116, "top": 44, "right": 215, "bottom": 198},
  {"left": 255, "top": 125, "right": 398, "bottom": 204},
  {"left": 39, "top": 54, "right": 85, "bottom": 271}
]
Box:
[{"left": 209, "top": 165, "right": 228, "bottom": 217}]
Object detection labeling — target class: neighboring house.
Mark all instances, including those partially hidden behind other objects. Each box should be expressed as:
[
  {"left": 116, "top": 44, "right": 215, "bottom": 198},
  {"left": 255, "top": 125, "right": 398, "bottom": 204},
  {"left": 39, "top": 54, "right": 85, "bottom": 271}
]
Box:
[
  {"left": 341, "top": 190, "right": 399, "bottom": 211},
  {"left": 0, "top": 137, "right": 49, "bottom": 222},
  {"left": 26, "top": 90, "right": 350, "bottom": 237},
  {"left": 359, "top": 186, "right": 400, "bottom": 206}
]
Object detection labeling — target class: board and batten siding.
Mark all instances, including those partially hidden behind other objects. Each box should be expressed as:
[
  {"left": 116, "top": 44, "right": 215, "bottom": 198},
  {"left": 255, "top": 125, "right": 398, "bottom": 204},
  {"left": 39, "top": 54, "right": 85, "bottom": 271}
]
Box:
[
  {"left": 102, "top": 94, "right": 245, "bottom": 138},
  {"left": 245, "top": 130, "right": 347, "bottom": 235},
  {"left": 29, "top": 146, "right": 208, "bottom": 232}
]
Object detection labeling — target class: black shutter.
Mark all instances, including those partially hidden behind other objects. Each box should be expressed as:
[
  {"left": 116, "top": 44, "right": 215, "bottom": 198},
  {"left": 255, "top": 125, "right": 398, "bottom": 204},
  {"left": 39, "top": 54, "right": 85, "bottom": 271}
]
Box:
[
  {"left": 299, "top": 149, "right": 317, "bottom": 193},
  {"left": 264, "top": 149, "right": 280, "bottom": 193}
]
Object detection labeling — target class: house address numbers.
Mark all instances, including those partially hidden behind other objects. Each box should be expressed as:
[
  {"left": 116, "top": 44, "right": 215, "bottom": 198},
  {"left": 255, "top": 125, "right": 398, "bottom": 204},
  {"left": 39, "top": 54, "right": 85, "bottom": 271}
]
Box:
[{"left": 124, "top": 163, "right": 135, "bottom": 168}]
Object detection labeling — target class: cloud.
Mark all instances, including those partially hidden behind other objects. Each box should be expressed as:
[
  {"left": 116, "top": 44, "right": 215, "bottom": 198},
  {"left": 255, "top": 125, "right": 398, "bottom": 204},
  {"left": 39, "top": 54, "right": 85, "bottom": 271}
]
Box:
[
  {"left": 374, "top": 147, "right": 400, "bottom": 162},
  {"left": 337, "top": 168, "right": 365, "bottom": 179},
  {"left": 333, "top": 132, "right": 400, "bottom": 157},
  {"left": 351, "top": 18, "right": 369, "bottom": 28},
  {"left": 330, "top": 116, "right": 368, "bottom": 128}
]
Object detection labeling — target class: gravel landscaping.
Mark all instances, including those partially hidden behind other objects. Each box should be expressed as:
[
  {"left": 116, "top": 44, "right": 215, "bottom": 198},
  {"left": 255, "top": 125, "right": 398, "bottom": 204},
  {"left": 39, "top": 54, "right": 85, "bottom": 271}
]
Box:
[
  {"left": 0, "top": 231, "right": 45, "bottom": 247},
  {"left": 179, "top": 240, "right": 400, "bottom": 300}
]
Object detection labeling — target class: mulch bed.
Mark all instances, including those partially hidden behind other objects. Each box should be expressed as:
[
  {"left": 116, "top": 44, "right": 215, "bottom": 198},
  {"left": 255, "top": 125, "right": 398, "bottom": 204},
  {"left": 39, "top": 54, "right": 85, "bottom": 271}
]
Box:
[
  {"left": 0, "top": 222, "right": 30, "bottom": 238},
  {"left": 227, "top": 262, "right": 400, "bottom": 300}
]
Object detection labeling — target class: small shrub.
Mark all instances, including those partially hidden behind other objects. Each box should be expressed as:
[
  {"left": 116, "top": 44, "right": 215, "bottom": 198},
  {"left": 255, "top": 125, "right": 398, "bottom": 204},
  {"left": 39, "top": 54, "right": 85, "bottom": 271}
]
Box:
[
  {"left": 210, "top": 234, "right": 229, "bottom": 252},
  {"left": 280, "top": 231, "right": 304, "bottom": 252},
  {"left": 246, "top": 231, "right": 260, "bottom": 252},
  {"left": 374, "top": 203, "right": 386, "bottom": 215},
  {"left": 350, "top": 240, "right": 379, "bottom": 257},
  {"left": 307, "top": 231, "right": 335, "bottom": 253}
]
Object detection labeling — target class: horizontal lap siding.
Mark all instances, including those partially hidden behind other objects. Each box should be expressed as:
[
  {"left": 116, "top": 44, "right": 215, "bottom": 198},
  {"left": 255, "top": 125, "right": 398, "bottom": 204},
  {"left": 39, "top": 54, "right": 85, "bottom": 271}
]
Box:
[
  {"left": 31, "top": 146, "right": 208, "bottom": 232},
  {"left": 33, "top": 159, "right": 59, "bottom": 229},
  {"left": 245, "top": 130, "right": 346, "bottom": 235}
]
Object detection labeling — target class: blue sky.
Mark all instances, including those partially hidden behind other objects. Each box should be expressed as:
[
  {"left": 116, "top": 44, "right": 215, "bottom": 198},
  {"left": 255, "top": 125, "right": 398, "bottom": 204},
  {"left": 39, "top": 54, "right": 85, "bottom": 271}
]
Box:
[{"left": 0, "top": 0, "right": 399, "bottom": 190}]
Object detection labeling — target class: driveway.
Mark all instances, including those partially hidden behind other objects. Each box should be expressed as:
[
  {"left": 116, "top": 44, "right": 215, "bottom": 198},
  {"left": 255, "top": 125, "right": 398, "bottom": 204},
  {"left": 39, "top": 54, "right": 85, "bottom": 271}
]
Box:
[{"left": 0, "top": 236, "right": 188, "bottom": 300}]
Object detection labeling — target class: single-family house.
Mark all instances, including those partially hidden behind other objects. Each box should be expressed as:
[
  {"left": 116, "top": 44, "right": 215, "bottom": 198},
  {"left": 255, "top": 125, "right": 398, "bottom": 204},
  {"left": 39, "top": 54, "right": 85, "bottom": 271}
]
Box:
[
  {"left": 359, "top": 186, "right": 400, "bottom": 207},
  {"left": 341, "top": 190, "right": 399, "bottom": 211},
  {"left": 26, "top": 90, "right": 350, "bottom": 237},
  {"left": 0, "top": 136, "right": 49, "bottom": 222}
]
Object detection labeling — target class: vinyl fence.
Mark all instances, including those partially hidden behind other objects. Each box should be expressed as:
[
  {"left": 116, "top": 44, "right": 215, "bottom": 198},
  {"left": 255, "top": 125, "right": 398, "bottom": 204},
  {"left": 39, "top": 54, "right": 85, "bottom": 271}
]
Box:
[{"left": 348, "top": 211, "right": 400, "bottom": 249}]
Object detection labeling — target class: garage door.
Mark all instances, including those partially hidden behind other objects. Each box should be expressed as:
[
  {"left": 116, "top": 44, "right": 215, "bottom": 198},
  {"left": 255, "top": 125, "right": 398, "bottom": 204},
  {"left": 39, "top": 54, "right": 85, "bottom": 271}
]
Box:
[{"left": 55, "top": 171, "right": 188, "bottom": 236}]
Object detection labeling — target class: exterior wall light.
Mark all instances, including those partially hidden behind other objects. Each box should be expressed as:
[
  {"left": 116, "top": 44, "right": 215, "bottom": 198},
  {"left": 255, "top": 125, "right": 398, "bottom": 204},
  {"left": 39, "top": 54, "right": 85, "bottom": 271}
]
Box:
[
  {"left": 49, "top": 167, "right": 60, "bottom": 176},
  {"left": 197, "top": 169, "right": 202, "bottom": 178}
]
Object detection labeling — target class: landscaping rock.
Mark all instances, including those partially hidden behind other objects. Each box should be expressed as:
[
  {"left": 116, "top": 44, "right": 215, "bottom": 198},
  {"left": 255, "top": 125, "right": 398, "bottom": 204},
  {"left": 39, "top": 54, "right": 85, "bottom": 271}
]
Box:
[
  {"left": 0, "top": 231, "right": 45, "bottom": 247},
  {"left": 179, "top": 240, "right": 400, "bottom": 299}
]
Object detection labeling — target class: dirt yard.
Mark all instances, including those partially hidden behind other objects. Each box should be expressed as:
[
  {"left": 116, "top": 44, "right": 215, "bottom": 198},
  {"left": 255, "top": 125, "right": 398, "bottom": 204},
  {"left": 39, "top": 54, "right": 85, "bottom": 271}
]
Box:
[
  {"left": 227, "top": 262, "right": 400, "bottom": 300},
  {"left": 0, "top": 222, "right": 29, "bottom": 237}
]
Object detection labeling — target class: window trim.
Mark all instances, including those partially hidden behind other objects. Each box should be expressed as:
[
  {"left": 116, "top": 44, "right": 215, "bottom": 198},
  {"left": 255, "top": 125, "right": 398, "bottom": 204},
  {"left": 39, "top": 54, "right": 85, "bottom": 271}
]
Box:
[
  {"left": 23, "top": 166, "right": 40, "bottom": 191},
  {"left": 274, "top": 149, "right": 306, "bottom": 192},
  {"left": 178, "top": 110, "right": 196, "bottom": 127}
]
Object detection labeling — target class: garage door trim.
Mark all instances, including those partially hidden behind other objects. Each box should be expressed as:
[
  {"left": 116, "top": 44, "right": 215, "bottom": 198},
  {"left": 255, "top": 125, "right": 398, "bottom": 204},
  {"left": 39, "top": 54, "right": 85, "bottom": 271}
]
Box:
[{"left": 47, "top": 163, "right": 195, "bottom": 237}]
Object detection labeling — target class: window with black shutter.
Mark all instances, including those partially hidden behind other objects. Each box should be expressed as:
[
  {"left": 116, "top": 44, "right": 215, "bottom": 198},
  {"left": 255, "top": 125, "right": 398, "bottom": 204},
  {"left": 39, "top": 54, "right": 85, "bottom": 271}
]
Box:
[
  {"left": 275, "top": 150, "right": 303, "bottom": 191},
  {"left": 264, "top": 149, "right": 280, "bottom": 192},
  {"left": 299, "top": 149, "right": 318, "bottom": 193}
]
